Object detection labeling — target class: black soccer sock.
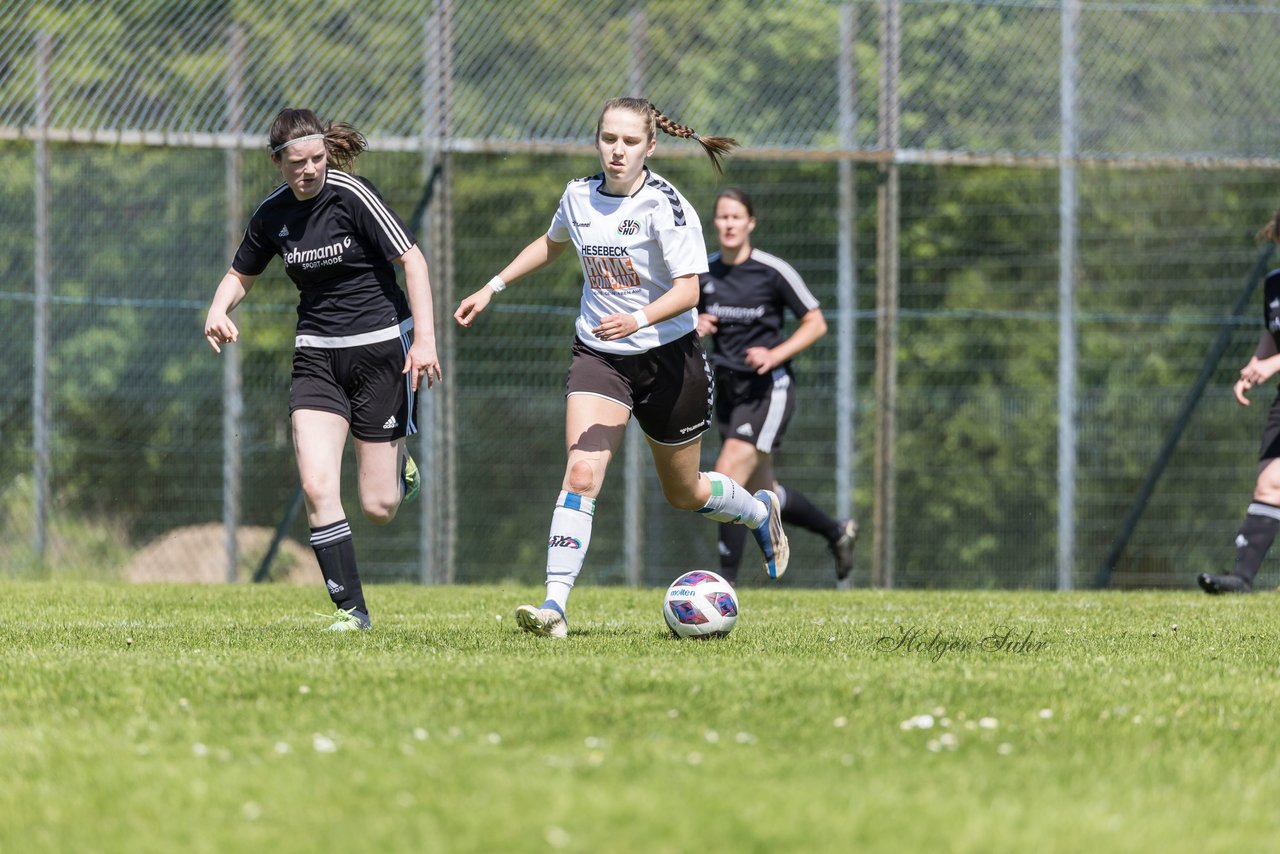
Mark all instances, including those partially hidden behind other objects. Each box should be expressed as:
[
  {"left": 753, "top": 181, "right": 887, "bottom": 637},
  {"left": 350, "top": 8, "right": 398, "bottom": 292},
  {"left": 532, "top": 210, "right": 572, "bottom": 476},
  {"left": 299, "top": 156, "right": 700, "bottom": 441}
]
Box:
[
  {"left": 718, "top": 522, "right": 748, "bottom": 583},
  {"left": 310, "top": 519, "right": 368, "bottom": 616},
  {"left": 779, "top": 485, "right": 842, "bottom": 543},
  {"left": 1233, "top": 503, "right": 1280, "bottom": 584}
]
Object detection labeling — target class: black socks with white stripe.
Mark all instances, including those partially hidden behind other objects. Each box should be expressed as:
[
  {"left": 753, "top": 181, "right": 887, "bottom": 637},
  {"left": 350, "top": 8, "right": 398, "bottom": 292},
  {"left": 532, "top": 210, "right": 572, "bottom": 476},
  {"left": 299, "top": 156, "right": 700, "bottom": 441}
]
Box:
[
  {"left": 1233, "top": 502, "right": 1280, "bottom": 587},
  {"left": 310, "top": 519, "right": 368, "bottom": 618},
  {"left": 776, "top": 484, "right": 842, "bottom": 544}
]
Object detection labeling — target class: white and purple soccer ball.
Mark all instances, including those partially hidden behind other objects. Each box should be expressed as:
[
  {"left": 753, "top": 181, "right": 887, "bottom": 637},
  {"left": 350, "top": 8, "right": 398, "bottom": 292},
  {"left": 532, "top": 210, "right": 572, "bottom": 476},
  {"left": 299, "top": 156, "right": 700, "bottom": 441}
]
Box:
[{"left": 663, "top": 570, "right": 739, "bottom": 638}]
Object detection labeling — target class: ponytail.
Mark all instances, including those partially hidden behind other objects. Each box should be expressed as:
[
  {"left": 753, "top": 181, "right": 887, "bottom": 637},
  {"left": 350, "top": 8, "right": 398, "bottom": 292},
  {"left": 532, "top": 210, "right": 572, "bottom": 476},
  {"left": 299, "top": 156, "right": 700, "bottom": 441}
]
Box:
[
  {"left": 1258, "top": 208, "right": 1280, "bottom": 245},
  {"left": 268, "top": 107, "right": 367, "bottom": 173},
  {"left": 650, "top": 106, "right": 738, "bottom": 175},
  {"left": 597, "top": 97, "right": 738, "bottom": 174}
]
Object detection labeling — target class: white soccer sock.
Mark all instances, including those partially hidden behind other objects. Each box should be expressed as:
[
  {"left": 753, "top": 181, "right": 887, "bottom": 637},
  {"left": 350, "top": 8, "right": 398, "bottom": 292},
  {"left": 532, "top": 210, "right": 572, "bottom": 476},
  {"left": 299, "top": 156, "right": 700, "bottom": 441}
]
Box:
[
  {"left": 544, "top": 491, "right": 596, "bottom": 612},
  {"left": 696, "top": 472, "right": 768, "bottom": 529}
]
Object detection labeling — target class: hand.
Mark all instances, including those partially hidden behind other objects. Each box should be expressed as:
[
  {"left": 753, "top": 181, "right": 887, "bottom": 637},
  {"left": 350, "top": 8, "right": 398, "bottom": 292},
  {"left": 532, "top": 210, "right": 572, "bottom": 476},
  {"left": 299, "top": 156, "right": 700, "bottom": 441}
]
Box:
[
  {"left": 1235, "top": 356, "right": 1279, "bottom": 406},
  {"left": 403, "top": 340, "right": 441, "bottom": 391},
  {"left": 696, "top": 313, "right": 719, "bottom": 337},
  {"left": 591, "top": 312, "right": 643, "bottom": 342},
  {"left": 454, "top": 286, "right": 493, "bottom": 328},
  {"left": 204, "top": 312, "right": 239, "bottom": 353},
  {"left": 744, "top": 346, "right": 779, "bottom": 375},
  {"left": 1235, "top": 377, "right": 1254, "bottom": 406},
  {"left": 1240, "top": 356, "right": 1277, "bottom": 387}
]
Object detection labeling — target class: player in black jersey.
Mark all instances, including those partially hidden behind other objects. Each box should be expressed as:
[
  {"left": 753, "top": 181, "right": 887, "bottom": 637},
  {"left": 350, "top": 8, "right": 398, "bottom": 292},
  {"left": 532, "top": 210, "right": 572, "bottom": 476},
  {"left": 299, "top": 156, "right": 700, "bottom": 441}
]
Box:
[
  {"left": 698, "top": 188, "right": 858, "bottom": 585},
  {"left": 455, "top": 97, "right": 788, "bottom": 639},
  {"left": 1199, "top": 216, "right": 1280, "bottom": 593},
  {"left": 204, "top": 108, "right": 441, "bottom": 630}
]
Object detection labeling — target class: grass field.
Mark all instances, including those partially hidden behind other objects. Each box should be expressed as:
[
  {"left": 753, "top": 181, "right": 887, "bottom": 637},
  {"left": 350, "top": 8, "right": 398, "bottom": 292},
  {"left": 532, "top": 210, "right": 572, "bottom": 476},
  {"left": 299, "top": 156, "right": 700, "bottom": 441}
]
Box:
[{"left": 3, "top": 581, "right": 1277, "bottom": 853}]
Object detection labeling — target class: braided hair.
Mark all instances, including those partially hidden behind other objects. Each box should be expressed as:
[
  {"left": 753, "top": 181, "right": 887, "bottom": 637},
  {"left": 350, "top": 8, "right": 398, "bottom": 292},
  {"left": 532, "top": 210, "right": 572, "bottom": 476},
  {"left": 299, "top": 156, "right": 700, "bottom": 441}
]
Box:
[
  {"left": 1258, "top": 208, "right": 1280, "bottom": 245},
  {"left": 597, "top": 97, "right": 738, "bottom": 174},
  {"left": 267, "top": 107, "right": 367, "bottom": 173}
]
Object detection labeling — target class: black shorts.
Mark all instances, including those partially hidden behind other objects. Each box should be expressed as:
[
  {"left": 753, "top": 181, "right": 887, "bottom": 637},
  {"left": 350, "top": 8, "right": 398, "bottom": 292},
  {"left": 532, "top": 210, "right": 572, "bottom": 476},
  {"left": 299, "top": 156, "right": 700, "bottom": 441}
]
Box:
[
  {"left": 1261, "top": 390, "right": 1280, "bottom": 460},
  {"left": 289, "top": 336, "right": 417, "bottom": 442},
  {"left": 565, "top": 333, "right": 712, "bottom": 445},
  {"left": 714, "top": 366, "right": 797, "bottom": 454}
]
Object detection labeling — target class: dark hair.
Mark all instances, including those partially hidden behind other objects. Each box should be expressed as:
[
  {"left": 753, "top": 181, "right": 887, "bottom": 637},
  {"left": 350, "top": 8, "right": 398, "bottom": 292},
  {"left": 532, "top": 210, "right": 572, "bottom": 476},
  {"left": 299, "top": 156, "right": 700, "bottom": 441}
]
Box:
[
  {"left": 267, "top": 107, "right": 366, "bottom": 173},
  {"left": 715, "top": 187, "right": 755, "bottom": 217},
  {"left": 596, "top": 97, "right": 738, "bottom": 175},
  {"left": 1259, "top": 209, "right": 1280, "bottom": 245}
]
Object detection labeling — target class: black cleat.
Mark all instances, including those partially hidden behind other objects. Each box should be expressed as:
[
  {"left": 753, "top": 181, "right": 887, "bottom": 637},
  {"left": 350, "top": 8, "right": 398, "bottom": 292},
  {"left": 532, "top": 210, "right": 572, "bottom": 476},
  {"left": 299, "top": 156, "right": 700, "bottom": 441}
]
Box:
[
  {"left": 1197, "top": 573, "right": 1253, "bottom": 595},
  {"left": 832, "top": 519, "right": 859, "bottom": 582}
]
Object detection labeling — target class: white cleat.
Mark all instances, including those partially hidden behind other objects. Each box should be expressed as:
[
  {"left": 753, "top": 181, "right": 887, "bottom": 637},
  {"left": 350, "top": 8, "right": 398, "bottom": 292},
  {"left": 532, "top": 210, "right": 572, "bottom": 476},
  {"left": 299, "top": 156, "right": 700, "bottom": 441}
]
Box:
[
  {"left": 752, "top": 489, "right": 790, "bottom": 579},
  {"left": 514, "top": 604, "right": 568, "bottom": 639},
  {"left": 321, "top": 608, "right": 370, "bottom": 631}
]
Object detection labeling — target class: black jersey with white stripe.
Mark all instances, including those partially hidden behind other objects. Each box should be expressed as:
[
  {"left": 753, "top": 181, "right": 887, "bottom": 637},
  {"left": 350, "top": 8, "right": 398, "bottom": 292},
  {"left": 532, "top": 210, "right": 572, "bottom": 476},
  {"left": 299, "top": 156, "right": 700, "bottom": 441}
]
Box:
[
  {"left": 698, "top": 248, "right": 820, "bottom": 372},
  {"left": 233, "top": 170, "right": 415, "bottom": 341},
  {"left": 1264, "top": 268, "right": 1280, "bottom": 348}
]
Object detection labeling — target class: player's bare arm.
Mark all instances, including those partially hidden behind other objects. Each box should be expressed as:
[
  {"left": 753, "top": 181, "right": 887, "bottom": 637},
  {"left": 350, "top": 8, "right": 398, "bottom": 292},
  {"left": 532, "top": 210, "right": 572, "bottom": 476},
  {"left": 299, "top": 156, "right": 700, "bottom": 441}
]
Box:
[
  {"left": 454, "top": 235, "right": 569, "bottom": 327},
  {"left": 203, "top": 268, "right": 257, "bottom": 353},
  {"left": 396, "top": 245, "right": 441, "bottom": 390}
]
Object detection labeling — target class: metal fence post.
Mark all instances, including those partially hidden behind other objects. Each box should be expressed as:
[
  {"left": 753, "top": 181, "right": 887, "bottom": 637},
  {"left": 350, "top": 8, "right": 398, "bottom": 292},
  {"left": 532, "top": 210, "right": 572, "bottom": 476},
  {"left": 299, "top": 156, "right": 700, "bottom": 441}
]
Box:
[
  {"left": 1057, "top": 0, "right": 1080, "bottom": 591},
  {"left": 836, "top": 4, "right": 860, "bottom": 588},
  {"left": 32, "top": 31, "right": 51, "bottom": 564},
  {"left": 873, "top": 0, "right": 900, "bottom": 589},
  {"left": 223, "top": 24, "right": 245, "bottom": 583}
]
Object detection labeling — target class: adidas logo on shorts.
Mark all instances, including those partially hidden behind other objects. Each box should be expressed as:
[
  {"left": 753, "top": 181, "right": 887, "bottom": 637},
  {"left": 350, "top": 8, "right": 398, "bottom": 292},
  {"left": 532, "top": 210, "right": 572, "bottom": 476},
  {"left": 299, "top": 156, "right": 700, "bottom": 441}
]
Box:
[
  {"left": 382, "top": 415, "right": 398, "bottom": 429},
  {"left": 736, "top": 423, "right": 755, "bottom": 438}
]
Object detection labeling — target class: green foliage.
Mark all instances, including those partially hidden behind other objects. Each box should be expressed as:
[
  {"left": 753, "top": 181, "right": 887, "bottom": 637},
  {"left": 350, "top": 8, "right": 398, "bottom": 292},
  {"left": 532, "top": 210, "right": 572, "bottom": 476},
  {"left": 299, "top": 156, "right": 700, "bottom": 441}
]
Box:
[{"left": 5, "top": 3, "right": 1280, "bottom": 585}]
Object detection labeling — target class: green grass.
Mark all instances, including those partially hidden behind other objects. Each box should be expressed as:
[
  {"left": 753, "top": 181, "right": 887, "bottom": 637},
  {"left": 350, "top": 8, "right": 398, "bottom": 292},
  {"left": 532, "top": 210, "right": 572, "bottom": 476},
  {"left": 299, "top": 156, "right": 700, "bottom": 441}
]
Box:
[{"left": 2, "top": 582, "right": 1277, "bottom": 853}]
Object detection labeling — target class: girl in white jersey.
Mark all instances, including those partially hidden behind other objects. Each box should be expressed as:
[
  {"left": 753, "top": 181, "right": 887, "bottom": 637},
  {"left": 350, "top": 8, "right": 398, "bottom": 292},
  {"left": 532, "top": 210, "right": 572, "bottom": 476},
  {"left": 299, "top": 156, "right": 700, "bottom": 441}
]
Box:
[
  {"left": 455, "top": 97, "right": 789, "bottom": 639},
  {"left": 204, "top": 108, "right": 442, "bottom": 631}
]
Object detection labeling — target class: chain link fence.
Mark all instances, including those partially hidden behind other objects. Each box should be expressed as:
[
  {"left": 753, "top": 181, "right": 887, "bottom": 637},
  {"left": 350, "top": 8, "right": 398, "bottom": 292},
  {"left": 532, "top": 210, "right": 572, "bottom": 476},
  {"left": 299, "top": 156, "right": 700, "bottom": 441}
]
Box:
[{"left": 3, "top": 0, "right": 1280, "bottom": 589}]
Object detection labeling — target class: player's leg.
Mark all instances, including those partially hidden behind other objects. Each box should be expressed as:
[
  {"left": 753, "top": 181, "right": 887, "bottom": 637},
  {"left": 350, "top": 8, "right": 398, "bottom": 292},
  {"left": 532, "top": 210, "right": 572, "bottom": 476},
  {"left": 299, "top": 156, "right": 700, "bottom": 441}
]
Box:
[
  {"left": 637, "top": 335, "right": 788, "bottom": 579},
  {"left": 515, "top": 341, "right": 630, "bottom": 637},
  {"left": 293, "top": 407, "right": 369, "bottom": 629},
  {"left": 647, "top": 436, "right": 788, "bottom": 579},
  {"left": 772, "top": 482, "right": 858, "bottom": 582},
  {"left": 350, "top": 337, "right": 420, "bottom": 525},
  {"left": 1201, "top": 396, "right": 1280, "bottom": 594},
  {"left": 1200, "top": 456, "right": 1280, "bottom": 594},
  {"left": 711, "top": 437, "right": 764, "bottom": 582},
  {"left": 352, "top": 437, "right": 406, "bottom": 525}
]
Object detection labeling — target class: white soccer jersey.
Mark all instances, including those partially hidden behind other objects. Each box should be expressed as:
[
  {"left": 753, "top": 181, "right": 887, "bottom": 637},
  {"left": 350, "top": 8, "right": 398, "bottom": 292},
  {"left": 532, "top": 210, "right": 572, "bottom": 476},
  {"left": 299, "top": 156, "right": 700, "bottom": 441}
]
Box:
[{"left": 548, "top": 168, "right": 708, "bottom": 354}]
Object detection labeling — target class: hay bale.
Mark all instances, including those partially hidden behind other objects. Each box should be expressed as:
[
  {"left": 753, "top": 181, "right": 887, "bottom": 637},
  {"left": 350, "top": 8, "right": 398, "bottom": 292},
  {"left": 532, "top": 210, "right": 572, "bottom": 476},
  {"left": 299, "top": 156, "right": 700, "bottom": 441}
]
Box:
[{"left": 126, "top": 523, "right": 318, "bottom": 584}]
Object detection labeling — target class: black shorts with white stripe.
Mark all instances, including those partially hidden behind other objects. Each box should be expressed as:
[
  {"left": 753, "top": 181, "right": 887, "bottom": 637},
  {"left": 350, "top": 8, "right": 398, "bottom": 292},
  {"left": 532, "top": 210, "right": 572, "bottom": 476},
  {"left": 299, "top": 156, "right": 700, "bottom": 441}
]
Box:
[
  {"left": 713, "top": 365, "right": 797, "bottom": 454},
  {"left": 289, "top": 334, "right": 417, "bottom": 442}
]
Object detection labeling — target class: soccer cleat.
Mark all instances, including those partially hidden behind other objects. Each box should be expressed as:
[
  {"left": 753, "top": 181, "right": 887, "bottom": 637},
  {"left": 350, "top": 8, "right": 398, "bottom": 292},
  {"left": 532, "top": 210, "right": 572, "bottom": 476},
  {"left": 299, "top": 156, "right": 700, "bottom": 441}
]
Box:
[
  {"left": 401, "top": 454, "right": 421, "bottom": 504},
  {"left": 751, "top": 489, "right": 790, "bottom": 580},
  {"left": 1197, "top": 573, "right": 1253, "bottom": 594},
  {"left": 321, "top": 607, "right": 371, "bottom": 631},
  {"left": 514, "top": 604, "right": 568, "bottom": 639},
  {"left": 832, "top": 518, "right": 859, "bottom": 582}
]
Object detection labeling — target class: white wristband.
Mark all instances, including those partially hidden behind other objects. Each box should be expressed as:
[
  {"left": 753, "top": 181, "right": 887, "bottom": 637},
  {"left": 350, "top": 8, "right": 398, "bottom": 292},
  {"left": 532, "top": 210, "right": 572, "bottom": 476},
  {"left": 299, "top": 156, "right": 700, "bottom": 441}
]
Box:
[
  {"left": 630, "top": 309, "right": 650, "bottom": 330},
  {"left": 486, "top": 275, "right": 506, "bottom": 294}
]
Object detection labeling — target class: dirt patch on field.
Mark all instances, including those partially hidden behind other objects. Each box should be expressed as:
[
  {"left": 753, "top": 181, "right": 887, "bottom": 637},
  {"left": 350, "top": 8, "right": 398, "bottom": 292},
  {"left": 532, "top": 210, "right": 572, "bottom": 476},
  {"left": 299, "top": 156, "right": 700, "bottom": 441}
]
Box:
[{"left": 127, "top": 523, "right": 318, "bottom": 584}]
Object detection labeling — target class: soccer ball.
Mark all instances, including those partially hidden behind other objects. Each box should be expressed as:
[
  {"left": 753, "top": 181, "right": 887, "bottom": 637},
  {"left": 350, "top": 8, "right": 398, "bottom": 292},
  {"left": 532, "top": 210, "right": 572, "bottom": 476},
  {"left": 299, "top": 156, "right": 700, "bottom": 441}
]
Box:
[{"left": 663, "top": 570, "right": 739, "bottom": 638}]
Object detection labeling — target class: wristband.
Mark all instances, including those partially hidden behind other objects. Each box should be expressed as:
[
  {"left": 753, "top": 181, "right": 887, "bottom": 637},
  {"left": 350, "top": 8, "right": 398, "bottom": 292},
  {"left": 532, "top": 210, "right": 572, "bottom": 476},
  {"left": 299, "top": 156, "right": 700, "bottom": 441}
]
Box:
[
  {"left": 630, "top": 309, "right": 650, "bottom": 330},
  {"left": 486, "top": 275, "right": 506, "bottom": 294}
]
